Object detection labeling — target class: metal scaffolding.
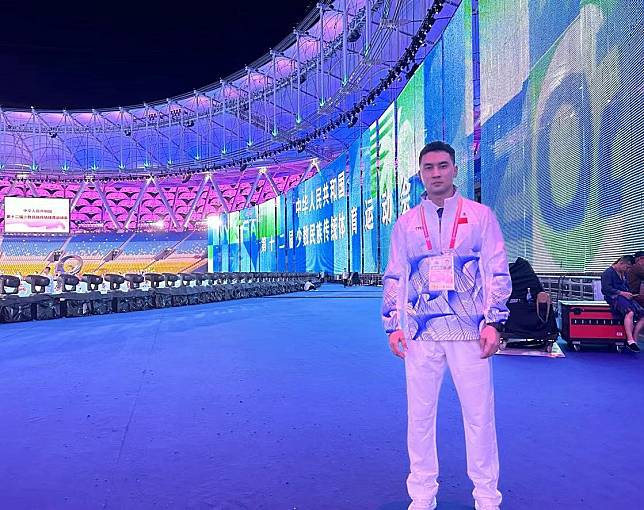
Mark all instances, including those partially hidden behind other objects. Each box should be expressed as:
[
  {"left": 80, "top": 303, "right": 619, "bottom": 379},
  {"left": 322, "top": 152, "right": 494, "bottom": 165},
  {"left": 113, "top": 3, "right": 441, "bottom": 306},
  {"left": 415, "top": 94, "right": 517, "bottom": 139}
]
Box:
[{"left": 0, "top": 0, "right": 462, "bottom": 231}]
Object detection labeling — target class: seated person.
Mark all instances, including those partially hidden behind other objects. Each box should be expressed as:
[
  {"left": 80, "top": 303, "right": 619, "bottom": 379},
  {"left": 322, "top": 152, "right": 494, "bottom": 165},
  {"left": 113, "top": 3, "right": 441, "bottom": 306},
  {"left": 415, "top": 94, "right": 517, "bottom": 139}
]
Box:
[
  {"left": 627, "top": 250, "right": 644, "bottom": 307},
  {"left": 304, "top": 274, "right": 324, "bottom": 291},
  {"left": 601, "top": 255, "right": 643, "bottom": 352},
  {"left": 304, "top": 280, "right": 320, "bottom": 291},
  {"left": 40, "top": 266, "right": 54, "bottom": 293}
]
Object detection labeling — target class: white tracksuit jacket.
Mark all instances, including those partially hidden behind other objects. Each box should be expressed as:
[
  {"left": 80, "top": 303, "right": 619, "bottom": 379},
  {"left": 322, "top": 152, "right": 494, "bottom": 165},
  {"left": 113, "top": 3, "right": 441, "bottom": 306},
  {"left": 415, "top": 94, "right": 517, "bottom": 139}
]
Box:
[{"left": 382, "top": 190, "right": 511, "bottom": 340}]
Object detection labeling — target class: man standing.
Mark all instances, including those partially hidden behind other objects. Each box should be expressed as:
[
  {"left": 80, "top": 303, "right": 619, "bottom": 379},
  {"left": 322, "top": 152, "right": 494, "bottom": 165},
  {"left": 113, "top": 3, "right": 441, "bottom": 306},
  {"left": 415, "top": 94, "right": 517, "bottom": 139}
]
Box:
[
  {"left": 382, "top": 141, "right": 511, "bottom": 510},
  {"left": 601, "top": 255, "right": 643, "bottom": 352},
  {"left": 342, "top": 268, "right": 351, "bottom": 287}
]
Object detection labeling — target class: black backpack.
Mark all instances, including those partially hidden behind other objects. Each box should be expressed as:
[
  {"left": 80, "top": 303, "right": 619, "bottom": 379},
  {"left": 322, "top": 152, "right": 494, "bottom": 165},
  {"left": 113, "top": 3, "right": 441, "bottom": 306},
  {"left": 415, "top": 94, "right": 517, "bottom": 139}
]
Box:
[{"left": 503, "top": 257, "right": 559, "bottom": 339}]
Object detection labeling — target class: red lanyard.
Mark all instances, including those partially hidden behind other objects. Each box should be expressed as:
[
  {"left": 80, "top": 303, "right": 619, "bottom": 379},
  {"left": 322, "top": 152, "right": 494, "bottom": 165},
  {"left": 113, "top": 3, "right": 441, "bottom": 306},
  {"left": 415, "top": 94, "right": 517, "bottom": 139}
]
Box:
[{"left": 419, "top": 197, "right": 463, "bottom": 252}]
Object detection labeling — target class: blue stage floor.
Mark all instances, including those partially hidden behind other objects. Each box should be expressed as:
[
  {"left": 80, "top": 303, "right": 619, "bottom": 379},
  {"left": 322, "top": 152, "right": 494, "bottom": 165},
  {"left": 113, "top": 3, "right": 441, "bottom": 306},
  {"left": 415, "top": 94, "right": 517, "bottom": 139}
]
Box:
[{"left": 1, "top": 285, "right": 642, "bottom": 509}]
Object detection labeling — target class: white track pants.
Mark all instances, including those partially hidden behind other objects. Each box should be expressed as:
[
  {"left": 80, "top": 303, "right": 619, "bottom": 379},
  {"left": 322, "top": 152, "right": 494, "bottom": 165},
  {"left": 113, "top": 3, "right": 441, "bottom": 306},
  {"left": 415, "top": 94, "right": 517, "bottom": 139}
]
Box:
[{"left": 405, "top": 339, "right": 502, "bottom": 508}]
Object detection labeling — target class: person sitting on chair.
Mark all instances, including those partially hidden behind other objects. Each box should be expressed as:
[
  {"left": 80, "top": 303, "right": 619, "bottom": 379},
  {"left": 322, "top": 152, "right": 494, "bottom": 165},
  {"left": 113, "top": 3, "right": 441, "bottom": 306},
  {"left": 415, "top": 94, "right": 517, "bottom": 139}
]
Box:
[
  {"left": 601, "top": 255, "right": 644, "bottom": 352},
  {"left": 304, "top": 279, "right": 322, "bottom": 291},
  {"left": 40, "top": 266, "right": 54, "bottom": 293},
  {"left": 627, "top": 250, "right": 644, "bottom": 308}
]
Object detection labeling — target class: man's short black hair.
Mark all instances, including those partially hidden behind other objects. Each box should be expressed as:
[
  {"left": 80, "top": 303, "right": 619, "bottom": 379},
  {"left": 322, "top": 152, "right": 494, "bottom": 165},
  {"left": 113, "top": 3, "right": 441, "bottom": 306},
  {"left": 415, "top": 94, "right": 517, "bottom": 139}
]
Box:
[
  {"left": 617, "top": 255, "right": 636, "bottom": 264},
  {"left": 634, "top": 250, "right": 644, "bottom": 260},
  {"left": 418, "top": 141, "right": 456, "bottom": 166}
]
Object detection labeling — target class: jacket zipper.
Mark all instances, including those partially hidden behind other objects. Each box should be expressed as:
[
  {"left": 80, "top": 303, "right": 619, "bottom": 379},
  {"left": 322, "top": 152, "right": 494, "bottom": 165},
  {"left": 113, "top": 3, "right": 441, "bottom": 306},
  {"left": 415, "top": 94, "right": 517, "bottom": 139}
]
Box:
[{"left": 438, "top": 207, "right": 443, "bottom": 254}]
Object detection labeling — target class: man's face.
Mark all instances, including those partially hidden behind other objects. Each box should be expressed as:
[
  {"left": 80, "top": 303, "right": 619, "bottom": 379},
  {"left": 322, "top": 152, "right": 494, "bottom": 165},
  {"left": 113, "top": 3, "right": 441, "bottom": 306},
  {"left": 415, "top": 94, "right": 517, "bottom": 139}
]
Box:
[
  {"left": 618, "top": 261, "right": 632, "bottom": 273},
  {"left": 636, "top": 257, "right": 644, "bottom": 269},
  {"left": 419, "top": 150, "right": 458, "bottom": 197}
]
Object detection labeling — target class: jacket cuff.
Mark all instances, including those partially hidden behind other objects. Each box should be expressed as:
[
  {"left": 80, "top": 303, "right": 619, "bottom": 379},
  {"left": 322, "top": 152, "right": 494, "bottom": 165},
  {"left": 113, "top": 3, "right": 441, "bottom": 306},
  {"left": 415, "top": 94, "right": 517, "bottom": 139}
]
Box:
[
  {"left": 383, "top": 311, "right": 400, "bottom": 335},
  {"left": 485, "top": 308, "right": 509, "bottom": 324}
]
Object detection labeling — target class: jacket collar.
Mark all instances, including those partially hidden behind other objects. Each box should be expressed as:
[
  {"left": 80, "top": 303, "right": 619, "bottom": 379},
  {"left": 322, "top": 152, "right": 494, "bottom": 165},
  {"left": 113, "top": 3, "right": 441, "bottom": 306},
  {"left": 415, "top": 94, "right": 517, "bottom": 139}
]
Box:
[{"left": 420, "top": 186, "right": 461, "bottom": 213}]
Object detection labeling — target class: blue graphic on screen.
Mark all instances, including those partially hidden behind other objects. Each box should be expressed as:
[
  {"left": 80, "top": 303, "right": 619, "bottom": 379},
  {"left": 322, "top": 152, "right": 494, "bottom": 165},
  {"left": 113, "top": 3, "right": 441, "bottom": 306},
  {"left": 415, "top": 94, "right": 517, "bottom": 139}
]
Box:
[
  {"left": 239, "top": 207, "right": 258, "bottom": 272},
  {"left": 424, "top": 40, "right": 444, "bottom": 144},
  {"left": 285, "top": 187, "right": 305, "bottom": 271},
  {"left": 290, "top": 157, "right": 349, "bottom": 274},
  {"left": 206, "top": 0, "right": 481, "bottom": 275},
  {"left": 220, "top": 216, "right": 229, "bottom": 272},
  {"left": 362, "top": 125, "right": 378, "bottom": 273},
  {"left": 330, "top": 156, "right": 349, "bottom": 274},
  {"left": 228, "top": 211, "right": 240, "bottom": 272},
  {"left": 258, "top": 199, "right": 276, "bottom": 272},
  {"left": 207, "top": 224, "right": 215, "bottom": 272},
  {"left": 378, "top": 102, "right": 396, "bottom": 270},
  {"left": 397, "top": 60, "right": 426, "bottom": 214},
  {"left": 442, "top": 0, "right": 474, "bottom": 197},
  {"left": 300, "top": 167, "right": 331, "bottom": 272},
  {"left": 479, "top": 0, "right": 644, "bottom": 272},
  {"left": 276, "top": 196, "right": 286, "bottom": 272},
  {"left": 348, "top": 137, "right": 362, "bottom": 272},
  {"left": 208, "top": 219, "right": 223, "bottom": 272}
]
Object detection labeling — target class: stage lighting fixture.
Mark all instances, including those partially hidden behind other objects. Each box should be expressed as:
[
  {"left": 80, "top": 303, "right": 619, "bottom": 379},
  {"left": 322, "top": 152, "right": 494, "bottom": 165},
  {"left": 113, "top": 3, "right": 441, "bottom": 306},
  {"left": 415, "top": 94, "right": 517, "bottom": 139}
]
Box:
[
  {"left": 406, "top": 63, "right": 420, "bottom": 80},
  {"left": 124, "top": 129, "right": 132, "bottom": 136},
  {"left": 49, "top": 131, "right": 57, "bottom": 139},
  {"left": 240, "top": 163, "right": 248, "bottom": 172},
  {"left": 347, "top": 27, "right": 361, "bottom": 43},
  {"left": 347, "top": 115, "right": 358, "bottom": 128},
  {"left": 207, "top": 215, "right": 222, "bottom": 228}
]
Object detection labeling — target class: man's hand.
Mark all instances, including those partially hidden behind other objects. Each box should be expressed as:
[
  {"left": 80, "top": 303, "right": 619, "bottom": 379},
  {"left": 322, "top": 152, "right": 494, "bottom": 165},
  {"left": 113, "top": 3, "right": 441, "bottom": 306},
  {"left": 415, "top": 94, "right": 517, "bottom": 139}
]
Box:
[
  {"left": 480, "top": 325, "right": 500, "bottom": 359},
  {"left": 619, "top": 291, "right": 634, "bottom": 300},
  {"left": 388, "top": 330, "right": 407, "bottom": 359}
]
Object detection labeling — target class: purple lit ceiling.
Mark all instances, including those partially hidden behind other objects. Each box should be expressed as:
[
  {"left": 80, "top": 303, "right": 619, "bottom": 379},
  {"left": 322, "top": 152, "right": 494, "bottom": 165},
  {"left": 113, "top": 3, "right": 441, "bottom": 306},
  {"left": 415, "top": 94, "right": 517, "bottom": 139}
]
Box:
[{"left": 0, "top": 0, "right": 461, "bottom": 232}]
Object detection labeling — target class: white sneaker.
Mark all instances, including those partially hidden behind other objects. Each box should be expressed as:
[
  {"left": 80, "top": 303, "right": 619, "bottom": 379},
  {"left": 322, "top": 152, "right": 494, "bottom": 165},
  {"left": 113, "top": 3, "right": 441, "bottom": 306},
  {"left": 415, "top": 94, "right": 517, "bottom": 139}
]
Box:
[
  {"left": 408, "top": 497, "right": 437, "bottom": 510},
  {"left": 474, "top": 503, "right": 500, "bottom": 510}
]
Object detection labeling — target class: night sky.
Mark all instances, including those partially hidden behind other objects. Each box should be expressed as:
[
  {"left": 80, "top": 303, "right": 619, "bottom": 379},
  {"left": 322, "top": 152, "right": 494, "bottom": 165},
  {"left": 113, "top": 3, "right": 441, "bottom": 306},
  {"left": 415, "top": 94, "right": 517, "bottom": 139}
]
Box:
[{"left": 1, "top": 0, "right": 316, "bottom": 110}]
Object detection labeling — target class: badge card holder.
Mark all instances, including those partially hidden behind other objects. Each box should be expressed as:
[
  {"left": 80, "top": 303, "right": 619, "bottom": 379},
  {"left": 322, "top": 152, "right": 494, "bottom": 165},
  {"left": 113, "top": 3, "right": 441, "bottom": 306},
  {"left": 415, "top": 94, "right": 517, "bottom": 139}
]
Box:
[
  {"left": 419, "top": 198, "right": 463, "bottom": 292},
  {"left": 427, "top": 252, "right": 456, "bottom": 291}
]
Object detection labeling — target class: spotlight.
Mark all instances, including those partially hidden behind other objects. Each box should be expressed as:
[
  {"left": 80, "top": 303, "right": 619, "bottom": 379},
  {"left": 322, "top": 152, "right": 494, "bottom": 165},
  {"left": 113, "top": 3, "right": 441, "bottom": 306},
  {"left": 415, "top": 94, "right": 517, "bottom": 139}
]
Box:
[
  {"left": 207, "top": 215, "right": 222, "bottom": 228},
  {"left": 347, "top": 27, "right": 361, "bottom": 43}
]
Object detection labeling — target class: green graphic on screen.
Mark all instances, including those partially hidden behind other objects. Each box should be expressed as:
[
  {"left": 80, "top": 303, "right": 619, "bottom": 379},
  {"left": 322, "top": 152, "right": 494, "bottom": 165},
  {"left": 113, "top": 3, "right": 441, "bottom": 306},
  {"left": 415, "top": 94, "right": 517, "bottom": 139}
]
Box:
[
  {"left": 208, "top": 0, "right": 483, "bottom": 274},
  {"left": 480, "top": 0, "right": 644, "bottom": 273}
]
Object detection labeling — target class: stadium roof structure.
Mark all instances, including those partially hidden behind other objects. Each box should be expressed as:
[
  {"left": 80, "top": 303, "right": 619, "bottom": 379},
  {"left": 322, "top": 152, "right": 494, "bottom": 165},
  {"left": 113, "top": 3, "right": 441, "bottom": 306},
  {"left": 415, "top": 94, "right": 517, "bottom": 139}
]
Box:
[{"left": 0, "top": 0, "right": 462, "bottom": 232}]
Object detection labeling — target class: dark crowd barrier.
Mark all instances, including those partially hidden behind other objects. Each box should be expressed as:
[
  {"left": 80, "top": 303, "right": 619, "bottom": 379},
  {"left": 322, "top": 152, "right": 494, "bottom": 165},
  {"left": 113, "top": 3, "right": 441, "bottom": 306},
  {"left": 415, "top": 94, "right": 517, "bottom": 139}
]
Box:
[
  {"left": 0, "top": 272, "right": 318, "bottom": 324},
  {"left": 327, "top": 273, "right": 383, "bottom": 286}
]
